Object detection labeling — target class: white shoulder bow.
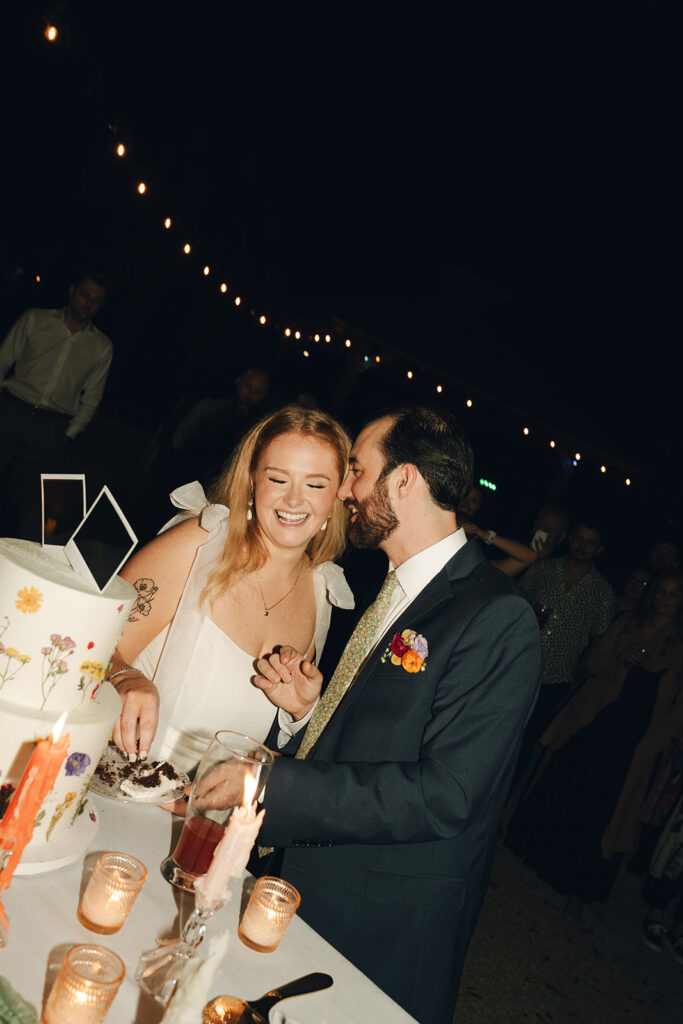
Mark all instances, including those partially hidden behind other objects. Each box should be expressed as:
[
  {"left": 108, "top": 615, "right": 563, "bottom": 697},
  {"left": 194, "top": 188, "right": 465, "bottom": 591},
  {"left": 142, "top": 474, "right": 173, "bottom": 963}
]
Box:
[
  {"left": 313, "top": 560, "right": 355, "bottom": 610},
  {"left": 158, "top": 481, "right": 230, "bottom": 536}
]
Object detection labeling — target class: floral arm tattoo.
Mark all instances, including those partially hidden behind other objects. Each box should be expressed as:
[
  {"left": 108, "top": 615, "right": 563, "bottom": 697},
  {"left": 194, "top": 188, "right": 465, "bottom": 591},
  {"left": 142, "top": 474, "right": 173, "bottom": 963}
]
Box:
[{"left": 128, "top": 577, "right": 159, "bottom": 622}]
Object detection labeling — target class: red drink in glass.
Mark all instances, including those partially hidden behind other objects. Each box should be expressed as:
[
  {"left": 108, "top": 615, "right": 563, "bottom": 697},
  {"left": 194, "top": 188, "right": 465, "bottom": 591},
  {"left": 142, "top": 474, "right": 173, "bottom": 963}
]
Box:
[
  {"left": 172, "top": 816, "right": 225, "bottom": 876},
  {"left": 160, "top": 730, "right": 274, "bottom": 892}
]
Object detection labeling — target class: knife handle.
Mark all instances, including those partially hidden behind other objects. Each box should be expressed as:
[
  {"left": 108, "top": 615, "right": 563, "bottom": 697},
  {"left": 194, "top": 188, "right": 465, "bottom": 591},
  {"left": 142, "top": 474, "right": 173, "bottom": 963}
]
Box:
[{"left": 252, "top": 972, "right": 333, "bottom": 1016}]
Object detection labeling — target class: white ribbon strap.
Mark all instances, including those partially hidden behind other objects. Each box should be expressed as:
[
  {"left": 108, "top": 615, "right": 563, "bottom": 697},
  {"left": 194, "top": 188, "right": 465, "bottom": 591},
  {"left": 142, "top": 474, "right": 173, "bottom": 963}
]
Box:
[
  {"left": 158, "top": 481, "right": 230, "bottom": 535},
  {"left": 147, "top": 483, "right": 229, "bottom": 759}
]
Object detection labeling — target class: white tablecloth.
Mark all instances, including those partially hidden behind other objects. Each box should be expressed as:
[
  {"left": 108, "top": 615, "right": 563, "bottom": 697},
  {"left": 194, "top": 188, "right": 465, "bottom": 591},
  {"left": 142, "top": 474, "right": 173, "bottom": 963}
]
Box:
[{"left": 1, "top": 797, "right": 417, "bottom": 1023}]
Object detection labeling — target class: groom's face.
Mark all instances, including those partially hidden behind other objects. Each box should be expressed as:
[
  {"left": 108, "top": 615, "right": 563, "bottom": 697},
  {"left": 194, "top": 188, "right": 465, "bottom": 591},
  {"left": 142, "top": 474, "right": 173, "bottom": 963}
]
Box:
[{"left": 338, "top": 418, "right": 399, "bottom": 549}]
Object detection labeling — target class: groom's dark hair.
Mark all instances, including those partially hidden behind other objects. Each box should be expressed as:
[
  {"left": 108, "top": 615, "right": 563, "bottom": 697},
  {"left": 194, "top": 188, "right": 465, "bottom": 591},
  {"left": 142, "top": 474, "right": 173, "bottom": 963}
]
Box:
[{"left": 374, "top": 406, "right": 473, "bottom": 512}]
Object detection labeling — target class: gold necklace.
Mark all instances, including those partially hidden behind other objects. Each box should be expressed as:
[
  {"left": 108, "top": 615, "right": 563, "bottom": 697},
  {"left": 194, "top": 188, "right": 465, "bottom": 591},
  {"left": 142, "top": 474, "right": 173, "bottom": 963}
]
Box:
[{"left": 254, "top": 559, "right": 305, "bottom": 616}]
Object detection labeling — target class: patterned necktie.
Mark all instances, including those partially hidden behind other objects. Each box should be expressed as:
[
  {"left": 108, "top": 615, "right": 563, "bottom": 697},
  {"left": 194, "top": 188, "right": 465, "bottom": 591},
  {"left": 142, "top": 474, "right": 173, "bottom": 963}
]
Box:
[{"left": 297, "top": 570, "right": 400, "bottom": 759}]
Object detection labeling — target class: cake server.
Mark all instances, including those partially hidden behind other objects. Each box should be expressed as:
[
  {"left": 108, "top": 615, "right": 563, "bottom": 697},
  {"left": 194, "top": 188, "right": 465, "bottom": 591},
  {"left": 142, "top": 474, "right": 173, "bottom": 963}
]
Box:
[{"left": 202, "top": 971, "right": 333, "bottom": 1023}]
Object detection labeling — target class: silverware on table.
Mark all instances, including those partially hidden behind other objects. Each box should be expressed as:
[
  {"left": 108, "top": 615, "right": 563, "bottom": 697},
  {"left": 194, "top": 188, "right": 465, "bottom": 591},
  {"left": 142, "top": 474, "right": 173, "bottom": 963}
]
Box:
[{"left": 202, "top": 971, "right": 333, "bottom": 1023}]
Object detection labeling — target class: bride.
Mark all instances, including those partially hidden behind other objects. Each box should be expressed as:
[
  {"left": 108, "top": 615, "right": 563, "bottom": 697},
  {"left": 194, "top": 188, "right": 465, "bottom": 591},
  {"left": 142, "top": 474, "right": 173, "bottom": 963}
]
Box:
[{"left": 108, "top": 404, "right": 354, "bottom": 770}]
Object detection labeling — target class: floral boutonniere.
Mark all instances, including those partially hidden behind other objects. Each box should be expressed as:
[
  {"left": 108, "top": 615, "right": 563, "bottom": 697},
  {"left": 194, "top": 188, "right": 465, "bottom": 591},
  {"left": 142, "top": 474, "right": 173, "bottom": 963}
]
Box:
[{"left": 381, "top": 629, "right": 429, "bottom": 673}]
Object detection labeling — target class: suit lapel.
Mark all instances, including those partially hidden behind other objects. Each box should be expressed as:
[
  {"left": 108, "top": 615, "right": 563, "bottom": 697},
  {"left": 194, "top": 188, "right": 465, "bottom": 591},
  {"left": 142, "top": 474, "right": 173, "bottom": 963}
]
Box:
[{"left": 309, "top": 539, "right": 486, "bottom": 753}]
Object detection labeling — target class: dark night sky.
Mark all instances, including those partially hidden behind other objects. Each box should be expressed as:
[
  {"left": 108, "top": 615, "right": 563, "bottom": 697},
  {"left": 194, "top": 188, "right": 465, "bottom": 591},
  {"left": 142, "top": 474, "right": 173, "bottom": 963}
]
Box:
[{"left": 2, "top": 5, "right": 682, "bottom": 534}]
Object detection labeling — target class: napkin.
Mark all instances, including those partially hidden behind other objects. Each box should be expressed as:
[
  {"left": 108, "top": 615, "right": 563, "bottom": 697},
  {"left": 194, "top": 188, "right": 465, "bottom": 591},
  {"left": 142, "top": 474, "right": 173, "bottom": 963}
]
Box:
[
  {"left": 0, "top": 977, "right": 40, "bottom": 1024},
  {"left": 161, "top": 931, "right": 229, "bottom": 1022}
]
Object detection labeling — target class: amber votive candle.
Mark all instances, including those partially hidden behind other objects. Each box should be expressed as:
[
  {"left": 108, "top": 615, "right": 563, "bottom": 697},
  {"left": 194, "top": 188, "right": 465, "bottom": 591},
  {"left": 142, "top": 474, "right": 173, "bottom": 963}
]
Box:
[
  {"left": 42, "top": 944, "right": 124, "bottom": 1024},
  {"left": 77, "top": 852, "right": 147, "bottom": 934},
  {"left": 238, "top": 876, "right": 300, "bottom": 952}
]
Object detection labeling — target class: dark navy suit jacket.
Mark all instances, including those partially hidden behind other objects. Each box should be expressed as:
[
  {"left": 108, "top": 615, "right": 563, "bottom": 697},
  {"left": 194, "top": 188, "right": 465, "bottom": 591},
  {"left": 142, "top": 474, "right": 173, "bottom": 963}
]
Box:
[{"left": 261, "top": 539, "right": 541, "bottom": 1024}]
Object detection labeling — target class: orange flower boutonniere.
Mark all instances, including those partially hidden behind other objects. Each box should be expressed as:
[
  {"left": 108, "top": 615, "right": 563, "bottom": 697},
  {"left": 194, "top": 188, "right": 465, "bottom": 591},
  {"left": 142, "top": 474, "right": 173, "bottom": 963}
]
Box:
[{"left": 381, "top": 629, "right": 429, "bottom": 673}]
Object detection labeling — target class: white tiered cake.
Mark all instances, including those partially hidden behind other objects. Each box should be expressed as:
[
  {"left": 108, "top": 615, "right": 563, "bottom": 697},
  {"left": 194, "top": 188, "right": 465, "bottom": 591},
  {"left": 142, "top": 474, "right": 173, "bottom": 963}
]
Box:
[{"left": 0, "top": 539, "right": 136, "bottom": 852}]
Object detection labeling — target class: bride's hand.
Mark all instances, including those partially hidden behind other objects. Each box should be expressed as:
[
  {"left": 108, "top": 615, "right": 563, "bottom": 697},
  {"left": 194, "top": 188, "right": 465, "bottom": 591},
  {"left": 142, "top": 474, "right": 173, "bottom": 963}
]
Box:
[
  {"left": 253, "top": 646, "right": 323, "bottom": 719},
  {"left": 111, "top": 673, "right": 160, "bottom": 761}
]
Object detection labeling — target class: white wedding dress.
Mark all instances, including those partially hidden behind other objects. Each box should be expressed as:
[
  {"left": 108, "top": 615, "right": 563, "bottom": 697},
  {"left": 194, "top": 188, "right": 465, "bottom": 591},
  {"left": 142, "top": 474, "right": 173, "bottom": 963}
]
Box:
[{"left": 135, "top": 482, "right": 354, "bottom": 771}]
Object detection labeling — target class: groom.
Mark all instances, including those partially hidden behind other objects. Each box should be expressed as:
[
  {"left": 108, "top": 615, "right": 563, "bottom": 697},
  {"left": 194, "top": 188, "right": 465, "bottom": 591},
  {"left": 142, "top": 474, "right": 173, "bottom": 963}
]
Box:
[{"left": 254, "top": 406, "right": 541, "bottom": 1024}]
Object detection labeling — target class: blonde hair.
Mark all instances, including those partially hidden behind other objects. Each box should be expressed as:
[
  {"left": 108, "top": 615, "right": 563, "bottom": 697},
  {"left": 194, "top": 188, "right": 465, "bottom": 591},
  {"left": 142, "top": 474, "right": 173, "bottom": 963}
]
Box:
[{"left": 204, "top": 405, "right": 351, "bottom": 602}]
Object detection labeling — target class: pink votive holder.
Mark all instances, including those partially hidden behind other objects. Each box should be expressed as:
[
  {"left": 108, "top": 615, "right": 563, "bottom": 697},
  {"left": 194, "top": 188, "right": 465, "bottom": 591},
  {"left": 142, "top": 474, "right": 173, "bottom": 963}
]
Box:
[
  {"left": 238, "top": 876, "right": 301, "bottom": 953},
  {"left": 42, "top": 944, "right": 125, "bottom": 1024},
  {"left": 77, "top": 851, "right": 147, "bottom": 934}
]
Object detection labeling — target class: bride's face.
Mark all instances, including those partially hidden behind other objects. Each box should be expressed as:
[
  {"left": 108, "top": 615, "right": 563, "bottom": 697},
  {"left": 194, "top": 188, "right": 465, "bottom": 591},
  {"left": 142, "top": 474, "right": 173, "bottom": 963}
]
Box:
[{"left": 250, "top": 431, "right": 341, "bottom": 552}]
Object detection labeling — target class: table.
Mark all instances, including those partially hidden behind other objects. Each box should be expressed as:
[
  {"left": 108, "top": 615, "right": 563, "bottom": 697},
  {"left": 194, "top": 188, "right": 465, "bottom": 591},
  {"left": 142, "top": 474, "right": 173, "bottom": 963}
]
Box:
[{"left": 1, "top": 797, "right": 417, "bottom": 1023}]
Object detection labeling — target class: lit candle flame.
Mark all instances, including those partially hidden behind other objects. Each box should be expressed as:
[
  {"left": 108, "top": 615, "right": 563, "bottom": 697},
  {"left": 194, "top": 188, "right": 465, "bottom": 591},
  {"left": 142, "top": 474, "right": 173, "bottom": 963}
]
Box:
[
  {"left": 243, "top": 772, "right": 257, "bottom": 809},
  {"left": 52, "top": 711, "right": 68, "bottom": 743}
]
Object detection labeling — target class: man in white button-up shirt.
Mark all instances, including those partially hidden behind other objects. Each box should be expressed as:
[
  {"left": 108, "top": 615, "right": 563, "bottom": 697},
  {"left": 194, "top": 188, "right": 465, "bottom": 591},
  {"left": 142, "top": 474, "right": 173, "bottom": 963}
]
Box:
[
  {"left": 0, "top": 274, "right": 112, "bottom": 534},
  {"left": 255, "top": 406, "right": 542, "bottom": 1024}
]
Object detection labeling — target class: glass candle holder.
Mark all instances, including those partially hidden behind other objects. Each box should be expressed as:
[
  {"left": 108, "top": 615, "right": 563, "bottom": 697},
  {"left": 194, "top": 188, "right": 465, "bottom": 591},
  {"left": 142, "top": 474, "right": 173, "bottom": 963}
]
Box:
[
  {"left": 161, "top": 731, "right": 274, "bottom": 892},
  {"left": 238, "top": 876, "right": 300, "bottom": 953},
  {"left": 77, "top": 852, "right": 147, "bottom": 934},
  {"left": 42, "top": 944, "right": 124, "bottom": 1024}
]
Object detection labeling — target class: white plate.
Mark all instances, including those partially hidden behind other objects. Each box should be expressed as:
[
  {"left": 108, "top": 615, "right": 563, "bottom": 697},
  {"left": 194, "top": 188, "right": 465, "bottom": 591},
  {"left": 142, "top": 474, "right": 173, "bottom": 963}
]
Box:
[
  {"left": 88, "top": 746, "right": 189, "bottom": 804},
  {"left": 16, "top": 800, "right": 99, "bottom": 875}
]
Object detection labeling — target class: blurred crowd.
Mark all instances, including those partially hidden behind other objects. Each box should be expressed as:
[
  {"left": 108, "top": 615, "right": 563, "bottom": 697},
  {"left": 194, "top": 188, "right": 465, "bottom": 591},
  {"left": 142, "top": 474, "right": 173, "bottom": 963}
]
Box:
[{"left": 461, "top": 487, "right": 683, "bottom": 968}]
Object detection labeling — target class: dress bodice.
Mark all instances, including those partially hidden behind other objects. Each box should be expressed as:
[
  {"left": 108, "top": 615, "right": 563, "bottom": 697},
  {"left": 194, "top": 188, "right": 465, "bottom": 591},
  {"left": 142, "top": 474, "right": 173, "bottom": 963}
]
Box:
[{"left": 135, "top": 482, "right": 354, "bottom": 771}]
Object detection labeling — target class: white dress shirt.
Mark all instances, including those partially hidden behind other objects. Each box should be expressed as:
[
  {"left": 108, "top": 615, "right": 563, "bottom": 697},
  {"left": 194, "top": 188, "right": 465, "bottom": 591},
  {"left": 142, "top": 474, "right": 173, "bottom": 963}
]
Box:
[
  {"left": 0, "top": 308, "right": 113, "bottom": 437},
  {"left": 278, "top": 528, "right": 467, "bottom": 745},
  {"left": 371, "top": 527, "right": 467, "bottom": 655}
]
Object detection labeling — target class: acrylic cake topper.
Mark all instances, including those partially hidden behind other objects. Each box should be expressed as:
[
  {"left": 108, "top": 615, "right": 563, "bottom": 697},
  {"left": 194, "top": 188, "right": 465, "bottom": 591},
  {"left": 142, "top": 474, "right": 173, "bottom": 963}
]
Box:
[
  {"left": 41, "top": 474, "right": 87, "bottom": 550},
  {"left": 64, "top": 485, "right": 138, "bottom": 592}
]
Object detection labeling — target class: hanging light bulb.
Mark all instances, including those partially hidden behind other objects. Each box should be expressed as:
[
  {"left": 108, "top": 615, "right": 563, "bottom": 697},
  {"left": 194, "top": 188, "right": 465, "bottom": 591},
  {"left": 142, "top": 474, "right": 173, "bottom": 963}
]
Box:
[
  {"left": 325, "top": 334, "right": 331, "bottom": 343},
  {"left": 259, "top": 315, "right": 266, "bottom": 325},
  {"left": 234, "top": 297, "right": 241, "bottom": 306},
  {"left": 44, "top": 25, "right": 58, "bottom": 42},
  {"left": 137, "top": 182, "right": 147, "bottom": 195},
  {"left": 294, "top": 330, "right": 301, "bottom": 339},
  {"left": 164, "top": 217, "right": 172, "bottom": 229},
  {"left": 549, "top": 440, "right": 556, "bottom": 448},
  {"left": 284, "top": 328, "right": 291, "bottom": 337},
  {"left": 116, "top": 143, "right": 126, "bottom": 157},
  {"left": 203, "top": 266, "right": 210, "bottom": 276},
  {"left": 436, "top": 385, "right": 443, "bottom": 393},
  {"left": 523, "top": 427, "right": 530, "bottom": 436},
  {"left": 183, "top": 243, "right": 191, "bottom": 254},
  {"left": 466, "top": 399, "right": 473, "bottom": 408},
  {"left": 345, "top": 338, "right": 351, "bottom": 348}
]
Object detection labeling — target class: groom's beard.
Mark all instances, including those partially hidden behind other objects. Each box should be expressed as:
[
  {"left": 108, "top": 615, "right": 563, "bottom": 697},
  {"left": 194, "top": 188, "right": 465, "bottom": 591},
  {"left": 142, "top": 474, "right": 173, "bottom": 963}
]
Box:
[{"left": 349, "top": 475, "right": 398, "bottom": 549}]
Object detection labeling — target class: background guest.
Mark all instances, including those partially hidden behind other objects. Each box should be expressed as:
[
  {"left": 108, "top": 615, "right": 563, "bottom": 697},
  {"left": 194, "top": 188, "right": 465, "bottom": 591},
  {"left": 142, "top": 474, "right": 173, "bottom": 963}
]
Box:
[
  {"left": 0, "top": 272, "right": 112, "bottom": 536},
  {"left": 616, "top": 566, "right": 652, "bottom": 617},
  {"left": 513, "top": 520, "right": 616, "bottom": 781},
  {"left": 464, "top": 504, "right": 569, "bottom": 578},
  {"left": 508, "top": 570, "right": 683, "bottom": 924}
]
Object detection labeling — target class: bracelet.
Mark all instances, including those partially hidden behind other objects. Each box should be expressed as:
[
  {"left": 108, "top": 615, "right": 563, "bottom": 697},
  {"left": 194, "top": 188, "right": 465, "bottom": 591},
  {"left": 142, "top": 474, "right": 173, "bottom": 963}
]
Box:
[
  {"left": 107, "top": 667, "right": 142, "bottom": 683},
  {"left": 486, "top": 530, "right": 498, "bottom": 545}
]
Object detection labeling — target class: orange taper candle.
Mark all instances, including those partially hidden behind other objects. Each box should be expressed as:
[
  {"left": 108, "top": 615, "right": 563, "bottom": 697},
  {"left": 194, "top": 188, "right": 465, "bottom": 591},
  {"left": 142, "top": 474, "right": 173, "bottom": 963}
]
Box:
[{"left": 0, "top": 712, "right": 70, "bottom": 943}]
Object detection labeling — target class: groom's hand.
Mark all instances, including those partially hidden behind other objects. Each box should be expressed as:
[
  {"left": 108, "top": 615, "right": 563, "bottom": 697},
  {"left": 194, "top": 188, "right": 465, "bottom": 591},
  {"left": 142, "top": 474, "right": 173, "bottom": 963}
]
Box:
[{"left": 253, "top": 646, "right": 322, "bottom": 720}]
